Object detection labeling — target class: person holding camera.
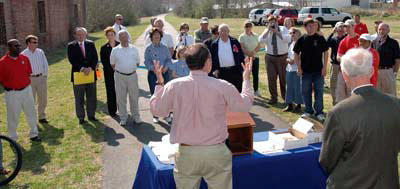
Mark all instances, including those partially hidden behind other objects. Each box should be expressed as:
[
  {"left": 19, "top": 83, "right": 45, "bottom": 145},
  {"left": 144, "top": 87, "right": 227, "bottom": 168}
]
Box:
[
  {"left": 175, "top": 23, "right": 194, "bottom": 47},
  {"left": 259, "top": 15, "right": 291, "bottom": 105}
]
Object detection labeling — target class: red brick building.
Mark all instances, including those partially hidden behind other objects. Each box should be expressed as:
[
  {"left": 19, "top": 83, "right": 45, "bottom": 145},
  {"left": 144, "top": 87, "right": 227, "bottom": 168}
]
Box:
[{"left": 0, "top": 0, "right": 87, "bottom": 55}]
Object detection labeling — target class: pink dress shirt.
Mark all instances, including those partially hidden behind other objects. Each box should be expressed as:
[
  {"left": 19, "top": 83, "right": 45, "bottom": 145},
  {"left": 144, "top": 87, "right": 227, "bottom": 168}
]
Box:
[{"left": 150, "top": 70, "right": 254, "bottom": 145}]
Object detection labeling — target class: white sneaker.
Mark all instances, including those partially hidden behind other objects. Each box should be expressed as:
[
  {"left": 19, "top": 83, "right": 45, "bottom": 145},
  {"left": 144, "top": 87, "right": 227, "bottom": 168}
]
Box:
[
  {"left": 301, "top": 113, "right": 312, "bottom": 118},
  {"left": 164, "top": 116, "right": 172, "bottom": 124},
  {"left": 134, "top": 117, "right": 143, "bottom": 124},
  {"left": 153, "top": 117, "right": 159, "bottom": 123},
  {"left": 316, "top": 114, "right": 325, "bottom": 121},
  {"left": 255, "top": 91, "right": 261, "bottom": 97},
  {"left": 120, "top": 120, "right": 127, "bottom": 126}
]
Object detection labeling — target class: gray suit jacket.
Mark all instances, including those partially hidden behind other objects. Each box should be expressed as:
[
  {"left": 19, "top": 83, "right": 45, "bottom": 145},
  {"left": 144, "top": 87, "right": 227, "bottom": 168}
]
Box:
[{"left": 319, "top": 86, "right": 400, "bottom": 189}]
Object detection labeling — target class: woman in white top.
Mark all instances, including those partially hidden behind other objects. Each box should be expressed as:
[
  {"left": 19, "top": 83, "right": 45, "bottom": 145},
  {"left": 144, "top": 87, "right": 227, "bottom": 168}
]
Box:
[
  {"left": 284, "top": 27, "right": 303, "bottom": 112},
  {"left": 175, "top": 23, "right": 194, "bottom": 47}
]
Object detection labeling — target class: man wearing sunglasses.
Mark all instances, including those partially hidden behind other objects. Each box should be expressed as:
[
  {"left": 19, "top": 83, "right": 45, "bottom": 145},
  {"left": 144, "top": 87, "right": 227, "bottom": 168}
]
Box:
[
  {"left": 22, "top": 35, "right": 49, "bottom": 124},
  {"left": 113, "top": 14, "right": 127, "bottom": 42},
  {"left": 0, "top": 39, "right": 41, "bottom": 142}
]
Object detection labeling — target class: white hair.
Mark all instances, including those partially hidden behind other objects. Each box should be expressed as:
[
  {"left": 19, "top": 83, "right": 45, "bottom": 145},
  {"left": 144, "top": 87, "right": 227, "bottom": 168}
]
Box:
[
  {"left": 118, "top": 30, "right": 132, "bottom": 42},
  {"left": 340, "top": 48, "right": 373, "bottom": 78},
  {"left": 218, "top": 24, "right": 230, "bottom": 32},
  {"left": 154, "top": 18, "right": 164, "bottom": 27},
  {"left": 75, "top": 27, "right": 87, "bottom": 34}
]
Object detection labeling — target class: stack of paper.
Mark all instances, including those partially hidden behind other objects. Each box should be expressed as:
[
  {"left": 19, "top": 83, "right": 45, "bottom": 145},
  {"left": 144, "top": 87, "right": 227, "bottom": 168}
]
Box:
[{"left": 148, "top": 134, "right": 179, "bottom": 164}]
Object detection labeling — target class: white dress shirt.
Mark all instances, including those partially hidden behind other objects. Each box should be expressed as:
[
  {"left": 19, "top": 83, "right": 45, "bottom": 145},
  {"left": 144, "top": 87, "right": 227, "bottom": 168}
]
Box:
[
  {"left": 218, "top": 39, "right": 235, "bottom": 68},
  {"left": 258, "top": 26, "right": 291, "bottom": 55},
  {"left": 110, "top": 44, "right": 140, "bottom": 74},
  {"left": 175, "top": 34, "right": 195, "bottom": 47},
  {"left": 113, "top": 23, "right": 127, "bottom": 42},
  {"left": 286, "top": 42, "right": 298, "bottom": 72},
  {"left": 21, "top": 48, "right": 49, "bottom": 76},
  {"left": 144, "top": 31, "right": 175, "bottom": 49}
]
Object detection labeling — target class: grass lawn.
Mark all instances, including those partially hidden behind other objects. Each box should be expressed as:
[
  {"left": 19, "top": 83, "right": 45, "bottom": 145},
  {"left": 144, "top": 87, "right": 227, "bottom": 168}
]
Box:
[
  {"left": 165, "top": 13, "right": 400, "bottom": 174},
  {"left": 0, "top": 17, "right": 149, "bottom": 188}
]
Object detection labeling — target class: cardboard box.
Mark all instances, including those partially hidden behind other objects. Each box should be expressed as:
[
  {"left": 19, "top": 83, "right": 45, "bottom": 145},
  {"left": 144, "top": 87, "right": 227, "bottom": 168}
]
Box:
[
  {"left": 272, "top": 130, "right": 308, "bottom": 150},
  {"left": 226, "top": 112, "right": 256, "bottom": 155},
  {"left": 289, "top": 117, "right": 325, "bottom": 144}
]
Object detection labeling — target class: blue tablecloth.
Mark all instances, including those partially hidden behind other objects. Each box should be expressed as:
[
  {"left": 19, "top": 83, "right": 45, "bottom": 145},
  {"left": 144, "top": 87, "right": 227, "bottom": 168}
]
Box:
[{"left": 133, "top": 131, "right": 328, "bottom": 189}]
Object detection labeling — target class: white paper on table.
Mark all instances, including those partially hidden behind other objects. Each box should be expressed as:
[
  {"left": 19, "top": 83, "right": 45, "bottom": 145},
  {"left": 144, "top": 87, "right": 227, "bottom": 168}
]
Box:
[
  {"left": 253, "top": 141, "right": 284, "bottom": 154},
  {"left": 292, "top": 118, "right": 314, "bottom": 134},
  {"left": 149, "top": 134, "right": 179, "bottom": 165}
]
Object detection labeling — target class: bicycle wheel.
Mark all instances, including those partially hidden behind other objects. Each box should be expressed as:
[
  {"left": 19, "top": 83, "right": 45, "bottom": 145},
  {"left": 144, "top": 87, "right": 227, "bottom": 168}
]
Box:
[{"left": 0, "top": 135, "right": 22, "bottom": 186}]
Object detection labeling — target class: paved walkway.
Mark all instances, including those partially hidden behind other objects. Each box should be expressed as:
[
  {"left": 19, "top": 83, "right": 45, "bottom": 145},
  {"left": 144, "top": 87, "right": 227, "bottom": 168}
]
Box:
[{"left": 102, "top": 14, "right": 290, "bottom": 189}]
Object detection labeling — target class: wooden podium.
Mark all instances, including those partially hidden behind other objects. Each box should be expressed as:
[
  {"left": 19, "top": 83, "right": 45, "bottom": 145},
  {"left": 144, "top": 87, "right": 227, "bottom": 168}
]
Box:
[{"left": 226, "top": 112, "right": 256, "bottom": 155}]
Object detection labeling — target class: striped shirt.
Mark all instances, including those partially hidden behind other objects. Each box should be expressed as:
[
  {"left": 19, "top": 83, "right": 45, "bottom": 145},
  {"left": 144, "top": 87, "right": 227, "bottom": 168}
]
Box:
[{"left": 21, "top": 48, "right": 49, "bottom": 76}]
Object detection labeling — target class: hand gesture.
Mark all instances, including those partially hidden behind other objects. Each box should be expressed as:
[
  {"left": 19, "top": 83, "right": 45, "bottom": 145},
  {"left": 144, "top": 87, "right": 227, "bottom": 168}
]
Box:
[
  {"left": 297, "top": 67, "right": 303, "bottom": 77},
  {"left": 153, "top": 60, "right": 164, "bottom": 84},
  {"left": 213, "top": 70, "right": 219, "bottom": 78},
  {"left": 321, "top": 68, "right": 327, "bottom": 77},
  {"left": 242, "top": 57, "right": 253, "bottom": 81}
]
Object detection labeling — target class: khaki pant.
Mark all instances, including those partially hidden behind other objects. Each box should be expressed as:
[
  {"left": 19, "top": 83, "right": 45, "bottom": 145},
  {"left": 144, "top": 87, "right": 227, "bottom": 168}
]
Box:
[
  {"left": 330, "top": 64, "right": 340, "bottom": 105},
  {"left": 30, "top": 75, "right": 48, "bottom": 120},
  {"left": 377, "top": 69, "right": 397, "bottom": 97},
  {"left": 174, "top": 143, "right": 232, "bottom": 189},
  {"left": 336, "top": 72, "right": 351, "bottom": 103},
  {"left": 5, "top": 86, "right": 39, "bottom": 140},
  {"left": 265, "top": 54, "right": 288, "bottom": 101},
  {"left": 114, "top": 72, "right": 140, "bottom": 122}
]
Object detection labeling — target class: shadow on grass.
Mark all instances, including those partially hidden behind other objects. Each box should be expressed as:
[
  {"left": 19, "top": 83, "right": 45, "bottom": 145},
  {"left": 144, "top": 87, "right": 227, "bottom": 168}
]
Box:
[
  {"left": 81, "top": 120, "right": 106, "bottom": 143},
  {"left": 19, "top": 142, "right": 50, "bottom": 175},
  {"left": 38, "top": 122, "right": 64, "bottom": 146}
]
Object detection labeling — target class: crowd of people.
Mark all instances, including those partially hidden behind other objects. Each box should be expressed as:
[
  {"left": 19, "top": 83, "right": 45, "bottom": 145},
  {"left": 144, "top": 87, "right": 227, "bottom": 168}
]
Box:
[{"left": 0, "top": 11, "right": 399, "bottom": 188}]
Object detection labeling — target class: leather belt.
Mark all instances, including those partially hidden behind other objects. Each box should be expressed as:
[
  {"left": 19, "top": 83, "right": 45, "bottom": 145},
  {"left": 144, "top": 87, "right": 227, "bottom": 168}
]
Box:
[
  {"left": 116, "top": 70, "right": 136, "bottom": 76},
  {"left": 379, "top": 65, "right": 393, "bottom": 70},
  {"left": 220, "top": 66, "right": 236, "bottom": 70},
  {"left": 4, "top": 86, "right": 28, "bottom": 92},
  {"left": 31, "top": 73, "right": 43, "bottom": 77},
  {"left": 267, "top": 53, "right": 288, "bottom": 57}
]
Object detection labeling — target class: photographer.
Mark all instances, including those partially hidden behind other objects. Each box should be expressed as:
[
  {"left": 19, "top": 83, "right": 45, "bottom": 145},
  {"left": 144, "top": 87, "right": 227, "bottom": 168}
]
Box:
[
  {"left": 175, "top": 23, "right": 194, "bottom": 47},
  {"left": 259, "top": 15, "right": 291, "bottom": 105}
]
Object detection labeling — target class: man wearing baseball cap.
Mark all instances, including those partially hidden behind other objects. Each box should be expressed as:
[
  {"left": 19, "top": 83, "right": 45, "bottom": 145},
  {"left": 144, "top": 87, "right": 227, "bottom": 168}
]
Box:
[
  {"left": 194, "top": 17, "right": 211, "bottom": 43},
  {"left": 336, "top": 19, "right": 360, "bottom": 103},
  {"left": 359, "top": 34, "right": 380, "bottom": 87}
]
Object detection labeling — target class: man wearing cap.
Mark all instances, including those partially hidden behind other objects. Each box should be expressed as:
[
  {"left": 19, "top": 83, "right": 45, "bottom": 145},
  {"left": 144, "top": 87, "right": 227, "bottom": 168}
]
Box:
[
  {"left": 372, "top": 23, "right": 400, "bottom": 97},
  {"left": 0, "top": 39, "right": 41, "bottom": 142},
  {"left": 194, "top": 17, "right": 212, "bottom": 43},
  {"left": 336, "top": 19, "right": 360, "bottom": 103},
  {"left": 327, "top": 22, "right": 346, "bottom": 105},
  {"left": 371, "top": 20, "right": 382, "bottom": 41},
  {"left": 354, "top": 15, "right": 369, "bottom": 36},
  {"left": 112, "top": 14, "right": 127, "bottom": 42},
  {"left": 360, "top": 34, "right": 380, "bottom": 87}
]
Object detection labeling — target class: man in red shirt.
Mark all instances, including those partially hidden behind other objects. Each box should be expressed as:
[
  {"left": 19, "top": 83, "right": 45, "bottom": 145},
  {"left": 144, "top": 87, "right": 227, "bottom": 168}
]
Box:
[
  {"left": 0, "top": 39, "right": 41, "bottom": 142},
  {"left": 336, "top": 19, "right": 360, "bottom": 103},
  {"left": 359, "top": 34, "right": 379, "bottom": 87},
  {"left": 354, "top": 15, "right": 369, "bottom": 36}
]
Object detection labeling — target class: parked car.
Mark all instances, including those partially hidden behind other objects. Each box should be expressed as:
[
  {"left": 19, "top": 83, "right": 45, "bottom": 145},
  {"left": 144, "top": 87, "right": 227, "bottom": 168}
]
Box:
[
  {"left": 261, "top": 8, "right": 275, "bottom": 25},
  {"left": 273, "top": 8, "right": 298, "bottom": 25},
  {"left": 297, "top": 7, "right": 352, "bottom": 27},
  {"left": 249, "top": 8, "right": 266, "bottom": 26}
]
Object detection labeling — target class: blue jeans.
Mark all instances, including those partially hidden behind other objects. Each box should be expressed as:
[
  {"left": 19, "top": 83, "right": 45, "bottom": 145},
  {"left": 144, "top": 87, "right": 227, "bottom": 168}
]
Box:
[
  {"left": 286, "top": 71, "right": 303, "bottom": 105},
  {"left": 301, "top": 72, "right": 324, "bottom": 115},
  {"left": 148, "top": 71, "right": 169, "bottom": 95}
]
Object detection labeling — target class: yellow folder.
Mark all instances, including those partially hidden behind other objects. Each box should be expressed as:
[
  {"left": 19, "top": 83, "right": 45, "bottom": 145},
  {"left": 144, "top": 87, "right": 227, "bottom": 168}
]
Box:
[{"left": 73, "top": 71, "right": 95, "bottom": 85}]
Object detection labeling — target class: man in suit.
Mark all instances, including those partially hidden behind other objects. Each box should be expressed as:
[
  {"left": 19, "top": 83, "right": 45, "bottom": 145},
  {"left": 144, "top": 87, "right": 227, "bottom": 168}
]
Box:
[
  {"left": 210, "top": 24, "right": 245, "bottom": 92},
  {"left": 67, "top": 27, "right": 98, "bottom": 124},
  {"left": 319, "top": 48, "right": 400, "bottom": 189}
]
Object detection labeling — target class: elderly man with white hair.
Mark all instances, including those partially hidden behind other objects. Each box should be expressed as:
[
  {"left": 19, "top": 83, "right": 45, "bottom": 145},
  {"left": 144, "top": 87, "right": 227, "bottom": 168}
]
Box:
[
  {"left": 210, "top": 24, "right": 246, "bottom": 92},
  {"left": 145, "top": 18, "right": 175, "bottom": 56},
  {"left": 67, "top": 27, "right": 98, "bottom": 124},
  {"left": 372, "top": 23, "right": 400, "bottom": 97},
  {"left": 110, "top": 30, "right": 142, "bottom": 126},
  {"left": 319, "top": 48, "right": 400, "bottom": 189}
]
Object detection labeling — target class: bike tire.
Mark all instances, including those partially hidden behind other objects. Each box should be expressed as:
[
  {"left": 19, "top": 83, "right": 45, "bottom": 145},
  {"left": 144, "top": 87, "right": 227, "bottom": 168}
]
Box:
[{"left": 0, "top": 135, "right": 22, "bottom": 186}]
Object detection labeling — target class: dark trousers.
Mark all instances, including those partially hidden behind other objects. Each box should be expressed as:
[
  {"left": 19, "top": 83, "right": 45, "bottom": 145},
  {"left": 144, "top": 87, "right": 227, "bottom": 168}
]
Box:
[
  {"left": 252, "top": 57, "right": 260, "bottom": 92},
  {"left": 148, "top": 71, "right": 170, "bottom": 95},
  {"left": 301, "top": 72, "right": 324, "bottom": 115},
  {"left": 104, "top": 69, "right": 117, "bottom": 116},
  {"left": 219, "top": 66, "right": 243, "bottom": 92},
  {"left": 265, "top": 54, "right": 288, "bottom": 101},
  {"left": 73, "top": 83, "right": 97, "bottom": 120}
]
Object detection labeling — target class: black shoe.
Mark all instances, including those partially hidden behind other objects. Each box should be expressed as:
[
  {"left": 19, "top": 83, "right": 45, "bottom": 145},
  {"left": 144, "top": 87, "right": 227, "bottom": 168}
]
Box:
[
  {"left": 283, "top": 104, "right": 294, "bottom": 112},
  {"left": 267, "top": 100, "right": 277, "bottom": 105},
  {"left": 30, "top": 136, "right": 42, "bottom": 142},
  {"left": 89, "top": 117, "right": 98, "bottom": 122},
  {"left": 39, "top": 119, "right": 48, "bottom": 124},
  {"left": 294, "top": 104, "right": 302, "bottom": 112},
  {"left": 79, "top": 119, "right": 86, "bottom": 124}
]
